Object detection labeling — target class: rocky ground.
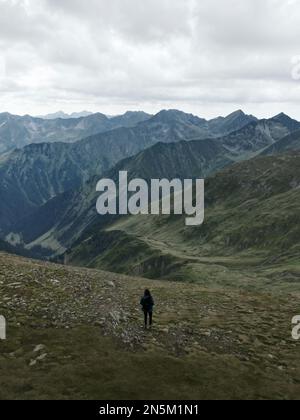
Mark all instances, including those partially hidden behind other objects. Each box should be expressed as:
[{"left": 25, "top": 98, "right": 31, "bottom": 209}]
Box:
[{"left": 0, "top": 252, "right": 300, "bottom": 400}]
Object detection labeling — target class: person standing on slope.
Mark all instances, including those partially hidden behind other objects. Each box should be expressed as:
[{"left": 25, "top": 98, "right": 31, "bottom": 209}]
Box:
[{"left": 140, "top": 289, "right": 155, "bottom": 329}]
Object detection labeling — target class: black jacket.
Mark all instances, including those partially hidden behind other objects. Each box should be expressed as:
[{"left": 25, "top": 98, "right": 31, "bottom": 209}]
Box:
[{"left": 140, "top": 295, "right": 154, "bottom": 312}]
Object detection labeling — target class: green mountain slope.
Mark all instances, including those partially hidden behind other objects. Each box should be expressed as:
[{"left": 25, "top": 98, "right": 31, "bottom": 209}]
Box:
[
  {"left": 67, "top": 153, "right": 300, "bottom": 290},
  {"left": 10, "top": 139, "right": 234, "bottom": 256},
  {"left": 1, "top": 110, "right": 299, "bottom": 256}
]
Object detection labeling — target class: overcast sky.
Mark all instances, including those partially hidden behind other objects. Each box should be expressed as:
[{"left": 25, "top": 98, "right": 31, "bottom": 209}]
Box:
[{"left": 0, "top": 0, "right": 300, "bottom": 119}]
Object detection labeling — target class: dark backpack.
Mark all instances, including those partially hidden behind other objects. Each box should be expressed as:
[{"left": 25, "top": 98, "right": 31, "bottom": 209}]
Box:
[{"left": 141, "top": 296, "right": 154, "bottom": 311}]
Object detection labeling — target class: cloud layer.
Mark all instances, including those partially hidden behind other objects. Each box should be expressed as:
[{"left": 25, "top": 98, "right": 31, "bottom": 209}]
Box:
[{"left": 0, "top": 0, "right": 300, "bottom": 118}]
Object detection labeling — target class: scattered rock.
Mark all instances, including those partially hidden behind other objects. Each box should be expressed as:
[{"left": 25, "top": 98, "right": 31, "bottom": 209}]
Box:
[
  {"left": 109, "top": 311, "right": 121, "bottom": 323},
  {"left": 268, "top": 354, "right": 275, "bottom": 360},
  {"left": 106, "top": 281, "right": 116, "bottom": 288},
  {"left": 33, "top": 344, "right": 46, "bottom": 353},
  {"left": 36, "top": 353, "right": 47, "bottom": 361}
]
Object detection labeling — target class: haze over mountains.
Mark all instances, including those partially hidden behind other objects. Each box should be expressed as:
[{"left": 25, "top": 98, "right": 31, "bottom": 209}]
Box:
[
  {"left": 0, "top": 108, "right": 299, "bottom": 282},
  {"left": 37, "top": 111, "right": 94, "bottom": 120},
  {"left": 0, "top": 111, "right": 152, "bottom": 154},
  {"left": 0, "top": 109, "right": 258, "bottom": 155}
]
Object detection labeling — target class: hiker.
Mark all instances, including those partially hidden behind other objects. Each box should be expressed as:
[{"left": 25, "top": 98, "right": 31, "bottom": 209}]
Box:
[{"left": 140, "top": 289, "right": 154, "bottom": 329}]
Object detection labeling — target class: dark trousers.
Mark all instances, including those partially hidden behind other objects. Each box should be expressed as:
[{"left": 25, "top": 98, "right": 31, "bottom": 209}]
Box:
[{"left": 144, "top": 311, "right": 153, "bottom": 327}]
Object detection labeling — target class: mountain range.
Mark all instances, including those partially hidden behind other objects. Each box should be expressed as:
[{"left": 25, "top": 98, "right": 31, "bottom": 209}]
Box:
[
  {"left": 0, "top": 109, "right": 261, "bottom": 234},
  {"left": 3, "top": 122, "right": 300, "bottom": 262},
  {"left": 0, "top": 109, "right": 259, "bottom": 155},
  {"left": 7, "top": 138, "right": 235, "bottom": 256},
  {"left": 0, "top": 108, "right": 299, "bottom": 284},
  {"left": 0, "top": 111, "right": 152, "bottom": 154},
  {"left": 1, "top": 108, "right": 299, "bottom": 401},
  {"left": 37, "top": 111, "right": 94, "bottom": 120}
]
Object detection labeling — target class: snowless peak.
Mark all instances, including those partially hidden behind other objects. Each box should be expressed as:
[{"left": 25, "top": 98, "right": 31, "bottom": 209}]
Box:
[
  {"left": 38, "top": 111, "right": 94, "bottom": 120},
  {"left": 273, "top": 112, "right": 291, "bottom": 120},
  {"left": 226, "top": 110, "right": 258, "bottom": 123},
  {"left": 151, "top": 109, "right": 207, "bottom": 124},
  {"left": 227, "top": 110, "right": 246, "bottom": 118},
  {"left": 271, "top": 112, "right": 300, "bottom": 130}
]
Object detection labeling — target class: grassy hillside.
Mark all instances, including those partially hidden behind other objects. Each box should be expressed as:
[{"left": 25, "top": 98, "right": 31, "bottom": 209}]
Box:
[
  {"left": 0, "top": 252, "right": 300, "bottom": 400},
  {"left": 67, "top": 153, "right": 300, "bottom": 291},
  {"left": 12, "top": 139, "right": 234, "bottom": 257}
]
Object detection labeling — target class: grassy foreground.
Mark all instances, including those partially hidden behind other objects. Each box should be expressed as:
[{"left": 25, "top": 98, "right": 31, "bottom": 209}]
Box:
[{"left": 0, "top": 252, "right": 300, "bottom": 400}]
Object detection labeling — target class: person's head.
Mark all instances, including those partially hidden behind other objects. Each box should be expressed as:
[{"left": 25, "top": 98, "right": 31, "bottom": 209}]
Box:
[{"left": 144, "top": 289, "right": 151, "bottom": 297}]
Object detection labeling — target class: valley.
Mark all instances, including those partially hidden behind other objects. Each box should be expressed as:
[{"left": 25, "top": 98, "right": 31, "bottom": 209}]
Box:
[
  {"left": 0, "top": 110, "right": 238, "bottom": 235},
  {"left": 65, "top": 153, "right": 300, "bottom": 292},
  {"left": 0, "top": 108, "right": 300, "bottom": 401},
  {"left": 2, "top": 0, "right": 300, "bottom": 402},
  {"left": 1, "top": 110, "right": 299, "bottom": 242}
]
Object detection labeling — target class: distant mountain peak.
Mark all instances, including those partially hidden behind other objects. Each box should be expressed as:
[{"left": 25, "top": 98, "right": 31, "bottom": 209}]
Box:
[
  {"left": 38, "top": 111, "right": 94, "bottom": 120},
  {"left": 225, "top": 110, "right": 258, "bottom": 121},
  {"left": 154, "top": 109, "right": 188, "bottom": 118},
  {"left": 111, "top": 111, "right": 152, "bottom": 121},
  {"left": 272, "top": 112, "right": 296, "bottom": 121},
  {"left": 151, "top": 109, "right": 207, "bottom": 125},
  {"left": 207, "top": 110, "right": 257, "bottom": 137},
  {"left": 123, "top": 110, "right": 149, "bottom": 116},
  {"left": 271, "top": 112, "right": 300, "bottom": 131},
  {"left": 228, "top": 109, "right": 246, "bottom": 117},
  {"left": 274, "top": 112, "right": 289, "bottom": 117}
]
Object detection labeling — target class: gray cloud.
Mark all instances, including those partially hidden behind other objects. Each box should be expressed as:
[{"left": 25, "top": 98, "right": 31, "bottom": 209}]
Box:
[{"left": 0, "top": 0, "right": 300, "bottom": 118}]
